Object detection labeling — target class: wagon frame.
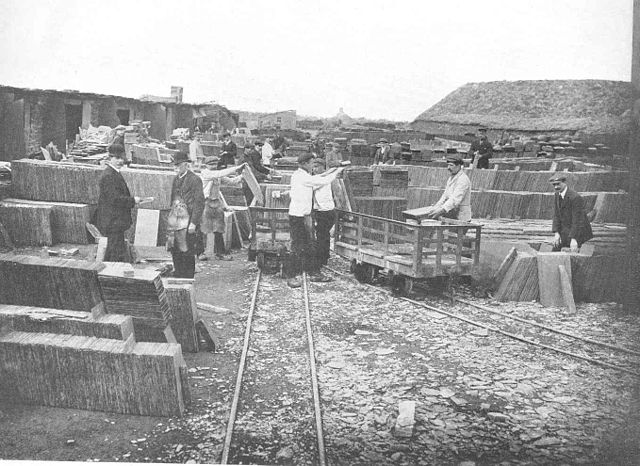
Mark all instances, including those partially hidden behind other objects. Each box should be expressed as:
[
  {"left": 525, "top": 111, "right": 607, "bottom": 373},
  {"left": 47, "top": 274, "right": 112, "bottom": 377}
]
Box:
[{"left": 333, "top": 209, "right": 482, "bottom": 292}]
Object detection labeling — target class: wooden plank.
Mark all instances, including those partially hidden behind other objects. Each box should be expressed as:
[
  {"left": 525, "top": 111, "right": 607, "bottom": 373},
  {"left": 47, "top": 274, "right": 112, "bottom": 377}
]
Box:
[
  {"left": 492, "top": 247, "right": 517, "bottom": 287},
  {"left": 134, "top": 209, "right": 160, "bottom": 246},
  {"left": 242, "top": 167, "right": 264, "bottom": 205}
]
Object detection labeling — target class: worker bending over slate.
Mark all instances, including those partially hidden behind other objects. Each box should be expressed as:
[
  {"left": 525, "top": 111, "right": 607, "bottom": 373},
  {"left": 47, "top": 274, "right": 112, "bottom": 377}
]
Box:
[
  {"left": 287, "top": 153, "right": 344, "bottom": 288},
  {"left": 200, "top": 156, "right": 244, "bottom": 261},
  {"left": 96, "top": 143, "right": 145, "bottom": 262},
  {"left": 168, "top": 151, "right": 205, "bottom": 278},
  {"left": 549, "top": 173, "right": 593, "bottom": 252},
  {"left": 423, "top": 154, "right": 472, "bottom": 221}
]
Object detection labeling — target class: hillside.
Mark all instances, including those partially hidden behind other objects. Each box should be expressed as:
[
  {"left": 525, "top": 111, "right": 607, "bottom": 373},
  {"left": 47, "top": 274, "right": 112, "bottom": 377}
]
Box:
[{"left": 413, "top": 80, "right": 632, "bottom": 133}]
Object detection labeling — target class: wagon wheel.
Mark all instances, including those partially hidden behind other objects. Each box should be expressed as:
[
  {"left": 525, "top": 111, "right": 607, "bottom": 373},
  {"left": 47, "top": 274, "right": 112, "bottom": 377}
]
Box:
[
  {"left": 391, "top": 275, "right": 414, "bottom": 295},
  {"left": 354, "top": 263, "right": 377, "bottom": 284},
  {"left": 402, "top": 277, "right": 415, "bottom": 294},
  {"left": 256, "top": 252, "right": 266, "bottom": 270}
]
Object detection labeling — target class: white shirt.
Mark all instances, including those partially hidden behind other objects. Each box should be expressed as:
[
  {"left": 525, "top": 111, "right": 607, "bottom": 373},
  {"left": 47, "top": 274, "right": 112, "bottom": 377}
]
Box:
[
  {"left": 433, "top": 169, "right": 472, "bottom": 221},
  {"left": 288, "top": 168, "right": 340, "bottom": 217},
  {"left": 106, "top": 162, "right": 121, "bottom": 173},
  {"left": 559, "top": 186, "right": 568, "bottom": 199},
  {"left": 313, "top": 183, "right": 335, "bottom": 212},
  {"left": 261, "top": 141, "right": 274, "bottom": 166}
]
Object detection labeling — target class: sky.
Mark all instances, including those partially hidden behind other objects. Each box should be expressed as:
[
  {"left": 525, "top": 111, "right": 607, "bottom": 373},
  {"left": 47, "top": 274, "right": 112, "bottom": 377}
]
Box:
[{"left": 0, "top": 0, "right": 633, "bottom": 121}]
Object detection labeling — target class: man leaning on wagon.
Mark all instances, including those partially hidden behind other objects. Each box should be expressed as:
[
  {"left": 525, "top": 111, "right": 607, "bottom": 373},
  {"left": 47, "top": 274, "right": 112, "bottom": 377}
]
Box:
[{"left": 423, "top": 154, "right": 472, "bottom": 221}]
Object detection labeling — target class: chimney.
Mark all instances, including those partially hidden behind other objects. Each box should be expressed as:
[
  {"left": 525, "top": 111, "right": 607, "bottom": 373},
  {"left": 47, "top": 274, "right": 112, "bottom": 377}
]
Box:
[{"left": 171, "top": 86, "right": 183, "bottom": 103}]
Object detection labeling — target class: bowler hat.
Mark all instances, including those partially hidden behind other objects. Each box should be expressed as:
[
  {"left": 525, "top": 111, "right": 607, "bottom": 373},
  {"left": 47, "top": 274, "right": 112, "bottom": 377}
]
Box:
[
  {"left": 548, "top": 173, "right": 567, "bottom": 183},
  {"left": 446, "top": 154, "right": 464, "bottom": 165},
  {"left": 108, "top": 144, "right": 126, "bottom": 158},
  {"left": 173, "top": 151, "right": 190, "bottom": 165}
]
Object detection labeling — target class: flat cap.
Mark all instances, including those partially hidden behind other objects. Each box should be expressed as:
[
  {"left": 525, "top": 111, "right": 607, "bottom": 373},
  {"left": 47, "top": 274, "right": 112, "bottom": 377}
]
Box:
[
  {"left": 446, "top": 154, "right": 464, "bottom": 165},
  {"left": 548, "top": 173, "right": 567, "bottom": 183},
  {"left": 204, "top": 156, "right": 219, "bottom": 166},
  {"left": 378, "top": 138, "right": 389, "bottom": 144}
]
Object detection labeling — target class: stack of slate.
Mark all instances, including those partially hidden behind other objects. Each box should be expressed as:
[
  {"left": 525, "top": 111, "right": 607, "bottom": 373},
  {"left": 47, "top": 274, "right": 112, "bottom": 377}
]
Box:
[
  {"left": 374, "top": 168, "right": 409, "bottom": 198},
  {"left": 11, "top": 159, "right": 103, "bottom": 204},
  {"left": 344, "top": 169, "right": 374, "bottom": 198},
  {"left": 0, "top": 304, "right": 132, "bottom": 341},
  {"left": 98, "top": 264, "right": 171, "bottom": 342},
  {"left": 0, "top": 332, "right": 187, "bottom": 416},
  {"left": 494, "top": 251, "right": 539, "bottom": 301},
  {"left": 0, "top": 254, "right": 105, "bottom": 312},
  {"left": 354, "top": 197, "right": 407, "bottom": 220},
  {"left": 1, "top": 199, "right": 93, "bottom": 244},
  {"left": 162, "top": 279, "right": 200, "bottom": 353}
]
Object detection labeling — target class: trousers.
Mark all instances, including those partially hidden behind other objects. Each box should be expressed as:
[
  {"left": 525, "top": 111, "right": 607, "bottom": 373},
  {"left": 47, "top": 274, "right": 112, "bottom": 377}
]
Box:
[{"left": 314, "top": 210, "right": 335, "bottom": 266}]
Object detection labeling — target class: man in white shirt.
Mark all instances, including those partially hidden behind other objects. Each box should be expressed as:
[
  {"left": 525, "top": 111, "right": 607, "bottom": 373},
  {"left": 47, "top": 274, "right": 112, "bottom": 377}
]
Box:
[
  {"left": 424, "top": 154, "right": 472, "bottom": 221},
  {"left": 261, "top": 137, "right": 275, "bottom": 167},
  {"left": 312, "top": 158, "right": 337, "bottom": 267},
  {"left": 287, "top": 153, "right": 344, "bottom": 288}
]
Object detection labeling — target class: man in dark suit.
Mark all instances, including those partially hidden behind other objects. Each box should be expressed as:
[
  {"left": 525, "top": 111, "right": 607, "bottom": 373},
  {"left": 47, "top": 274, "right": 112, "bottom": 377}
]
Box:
[
  {"left": 96, "top": 144, "right": 142, "bottom": 262},
  {"left": 220, "top": 132, "right": 237, "bottom": 167},
  {"left": 550, "top": 173, "right": 593, "bottom": 252},
  {"left": 170, "top": 151, "right": 205, "bottom": 278},
  {"left": 241, "top": 141, "right": 271, "bottom": 205},
  {"left": 373, "top": 138, "right": 393, "bottom": 165},
  {"left": 468, "top": 128, "right": 493, "bottom": 169}
]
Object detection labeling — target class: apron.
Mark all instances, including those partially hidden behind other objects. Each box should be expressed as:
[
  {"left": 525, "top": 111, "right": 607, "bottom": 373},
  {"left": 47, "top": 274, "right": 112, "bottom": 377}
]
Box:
[{"left": 167, "top": 198, "right": 190, "bottom": 252}]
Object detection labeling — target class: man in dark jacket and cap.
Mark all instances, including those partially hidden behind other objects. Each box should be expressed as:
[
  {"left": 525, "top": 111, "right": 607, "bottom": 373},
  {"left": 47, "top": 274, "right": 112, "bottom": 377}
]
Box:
[
  {"left": 96, "top": 143, "right": 143, "bottom": 262},
  {"left": 549, "top": 173, "right": 593, "bottom": 252},
  {"left": 168, "top": 151, "right": 205, "bottom": 277}
]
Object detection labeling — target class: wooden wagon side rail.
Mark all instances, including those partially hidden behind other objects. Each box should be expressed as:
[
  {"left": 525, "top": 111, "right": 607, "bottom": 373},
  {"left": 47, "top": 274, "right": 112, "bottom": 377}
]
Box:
[{"left": 334, "top": 209, "right": 483, "bottom": 277}]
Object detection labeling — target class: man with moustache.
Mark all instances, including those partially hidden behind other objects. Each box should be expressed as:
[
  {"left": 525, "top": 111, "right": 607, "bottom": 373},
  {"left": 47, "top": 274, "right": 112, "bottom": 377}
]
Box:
[
  {"left": 549, "top": 173, "right": 593, "bottom": 252},
  {"left": 96, "top": 143, "right": 144, "bottom": 262},
  {"left": 169, "top": 151, "right": 205, "bottom": 278},
  {"left": 423, "top": 154, "right": 472, "bottom": 221}
]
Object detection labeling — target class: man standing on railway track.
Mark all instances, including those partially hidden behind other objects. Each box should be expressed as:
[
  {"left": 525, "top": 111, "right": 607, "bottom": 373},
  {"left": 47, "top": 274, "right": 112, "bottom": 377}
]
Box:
[
  {"left": 549, "top": 173, "right": 593, "bottom": 252},
  {"left": 287, "top": 153, "right": 344, "bottom": 288},
  {"left": 424, "top": 154, "right": 472, "bottom": 221}
]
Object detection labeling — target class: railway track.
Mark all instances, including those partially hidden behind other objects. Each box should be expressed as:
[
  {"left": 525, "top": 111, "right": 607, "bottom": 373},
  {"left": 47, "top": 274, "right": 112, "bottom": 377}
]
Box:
[
  {"left": 221, "top": 270, "right": 327, "bottom": 465},
  {"left": 325, "top": 265, "right": 640, "bottom": 378}
]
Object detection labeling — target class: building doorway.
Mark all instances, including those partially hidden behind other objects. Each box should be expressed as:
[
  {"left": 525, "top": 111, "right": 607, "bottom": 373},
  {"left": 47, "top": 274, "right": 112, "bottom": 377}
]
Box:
[
  {"left": 116, "top": 109, "right": 130, "bottom": 125},
  {"left": 65, "top": 104, "right": 83, "bottom": 144}
]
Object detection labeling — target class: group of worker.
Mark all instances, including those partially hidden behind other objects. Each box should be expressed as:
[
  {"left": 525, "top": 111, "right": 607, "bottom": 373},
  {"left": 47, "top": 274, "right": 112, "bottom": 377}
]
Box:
[{"left": 95, "top": 127, "right": 593, "bottom": 282}]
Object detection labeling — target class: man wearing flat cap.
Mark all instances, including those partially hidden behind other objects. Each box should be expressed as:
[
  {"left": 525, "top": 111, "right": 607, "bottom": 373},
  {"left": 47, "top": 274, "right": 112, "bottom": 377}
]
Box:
[
  {"left": 96, "top": 143, "right": 145, "bottom": 262},
  {"left": 468, "top": 128, "right": 493, "bottom": 169},
  {"left": 168, "top": 151, "right": 205, "bottom": 278},
  {"left": 373, "top": 138, "right": 392, "bottom": 165},
  {"left": 549, "top": 173, "right": 593, "bottom": 252},
  {"left": 423, "top": 154, "right": 472, "bottom": 221},
  {"left": 199, "top": 157, "right": 245, "bottom": 260},
  {"left": 286, "top": 152, "right": 345, "bottom": 288},
  {"left": 324, "top": 142, "right": 343, "bottom": 168},
  {"left": 220, "top": 132, "right": 237, "bottom": 167}
]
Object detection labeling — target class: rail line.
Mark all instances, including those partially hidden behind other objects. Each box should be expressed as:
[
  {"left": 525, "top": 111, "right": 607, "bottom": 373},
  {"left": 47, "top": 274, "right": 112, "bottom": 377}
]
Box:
[
  {"left": 325, "top": 265, "right": 640, "bottom": 378},
  {"left": 221, "top": 270, "right": 327, "bottom": 465}
]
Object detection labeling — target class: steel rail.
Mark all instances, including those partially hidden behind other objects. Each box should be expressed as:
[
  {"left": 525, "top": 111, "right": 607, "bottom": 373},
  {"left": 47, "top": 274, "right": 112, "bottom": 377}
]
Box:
[
  {"left": 302, "top": 272, "right": 328, "bottom": 466},
  {"left": 221, "top": 270, "right": 262, "bottom": 464},
  {"left": 451, "top": 296, "right": 640, "bottom": 358},
  {"left": 324, "top": 266, "right": 640, "bottom": 378}
]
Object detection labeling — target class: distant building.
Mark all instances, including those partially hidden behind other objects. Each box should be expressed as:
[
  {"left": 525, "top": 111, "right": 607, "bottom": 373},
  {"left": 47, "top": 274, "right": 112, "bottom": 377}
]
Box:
[
  {"left": 0, "top": 85, "right": 206, "bottom": 161},
  {"left": 258, "top": 110, "right": 296, "bottom": 130}
]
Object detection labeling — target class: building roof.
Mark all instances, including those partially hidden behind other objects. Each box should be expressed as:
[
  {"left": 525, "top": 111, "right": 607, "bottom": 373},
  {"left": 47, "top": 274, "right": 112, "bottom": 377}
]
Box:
[
  {"left": 0, "top": 84, "right": 205, "bottom": 107},
  {"left": 413, "top": 80, "right": 633, "bottom": 133}
]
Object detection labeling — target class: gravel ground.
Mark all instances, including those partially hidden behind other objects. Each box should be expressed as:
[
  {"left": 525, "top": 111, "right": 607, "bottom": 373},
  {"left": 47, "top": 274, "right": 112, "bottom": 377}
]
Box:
[{"left": 1, "top": 247, "right": 639, "bottom": 465}]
